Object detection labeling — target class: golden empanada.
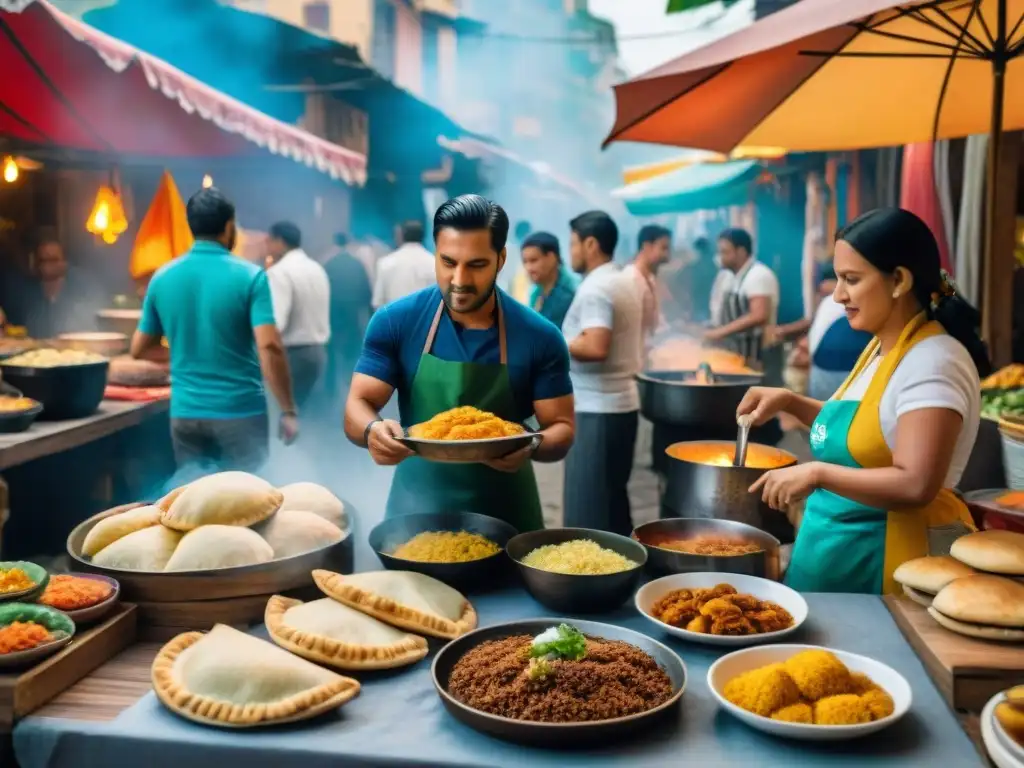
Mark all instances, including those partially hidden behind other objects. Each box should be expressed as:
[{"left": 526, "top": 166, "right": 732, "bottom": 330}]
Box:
[
  {"left": 165, "top": 525, "right": 274, "bottom": 571},
  {"left": 82, "top": 505, "right": 162, "bottom": 557},
  {"left": 312, "top": 569, "right": 476, "bottom": 639},
  {"left": 152, "top": 624, "right": 360, "bottom": 728},
  {"left": 265, "top": 595, "right": 427, "bottom": 670},
  {"left": 277, "top": 482, "right": 347, "bottom": 529},
  {"left": 92, "top": 524, "right": 183, "bottom": 571},
  {"left": 161, "top": 471, "right": 282, "bottom": 531},
  {"left": 254, "top": 510, "right": 344, "bottom": 559}
]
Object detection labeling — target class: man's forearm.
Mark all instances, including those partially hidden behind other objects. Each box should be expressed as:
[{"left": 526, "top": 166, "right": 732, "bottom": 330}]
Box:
[
  {"left": 713, "top": 312, "right": 764, "bottom": 339},
  {"left": 259, "top": 347, "right": 296, "bottom": 414},
  {"left": 343, "top": 397, "right": 381, "bottom": 447},
  {"left": 532, "top": 421, "right": 574, "bottom": 462}
]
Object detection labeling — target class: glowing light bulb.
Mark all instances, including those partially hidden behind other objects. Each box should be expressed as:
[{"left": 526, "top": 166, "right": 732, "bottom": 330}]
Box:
[
  {"left": 92, "top": 202, "right": 110, "bottom": 231},
  {"left": 2, "top": 157, "right": 18, "bottom": 184},
  {"left": 101, "top": 230, "right": 119, "bottom": 244},
  {"left": 202, "top": 174, "right": 213, "bottom": 189}
]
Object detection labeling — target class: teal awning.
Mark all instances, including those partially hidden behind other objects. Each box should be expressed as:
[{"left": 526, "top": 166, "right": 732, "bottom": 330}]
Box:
[{"left": 612, "top": 159, "right": 761, "bottom": 216}]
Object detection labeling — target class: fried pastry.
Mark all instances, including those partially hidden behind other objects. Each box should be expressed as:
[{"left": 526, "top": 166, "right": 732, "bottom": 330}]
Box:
[
  {"left": 265, "top": 595, "right": 427, "bottom": 671},
  {"left": 92, "top": 524, "right": 182, "bottom": 571},
  {"left": 152, "top": 624, "right": 360, "bottom": 728},
  {"left": 313, "top": 569, "right": 477, "bottom": 639},
  {"left": 277, "top": 482, "right": 347, "bottom": 529},
  {"left": 82, "top": 505, "right": 162, "bottom": 557},
  {"left": 253, "top": 510, "right": 344, "bottom": 559},
  {"left": 159, "top": 471, "right": 282, "bottom": 531},
  {"left": 164, "top": 525, "right": 273, "bottom": 571}
]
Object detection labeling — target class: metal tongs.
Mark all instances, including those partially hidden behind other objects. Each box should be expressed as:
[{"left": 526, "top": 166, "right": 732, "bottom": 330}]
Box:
[{"left": 734, "top": 414, "right": 752, "bottom": 467}]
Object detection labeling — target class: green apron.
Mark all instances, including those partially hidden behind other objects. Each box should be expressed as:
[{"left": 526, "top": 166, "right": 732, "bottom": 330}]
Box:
[
  {"left": 784, "top": 313, "right": 974, "bottom": 595},
  {"left": 385, "top": 296, "right": 544, "bottom": 532},
  {"left": 784, "top": 398, "right": 887, "bottom": 594}
]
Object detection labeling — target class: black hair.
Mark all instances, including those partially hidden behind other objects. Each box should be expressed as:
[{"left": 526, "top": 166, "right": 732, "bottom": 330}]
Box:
[
  {"left": 268, "top": 221, "right": 301, "bottom": 250},
  {"left": 333, "top": 232, "right": 349, "bottom": 248},
  {"left": 521, "top": 231, "right": 560, "bottom": 261},
  {"left": 718, "top": 227, "right": 753, "bottom": 255},
  {"left": 693, "top": 236, "right": 712, "bottom": 256},
  {"left": 432, "top": 194, "right": 510, "bottom": 252},
  {"left": 836, "top": 207, "right": 992, "bottom": 377},
  {"left": 569, "top": 210, "right": 618, "bottom": 257},
  {"left": 638, "top": 224, "right": 671, "bottom": 250},
  {"left": 186, "top": 188, "right": 235, "bottom": 239},
  {"left": 514, "top": 220, "right": 532, "bottom": 243},
  {"left": 400, "top": 220, "right": 425, "bottom": 244}
]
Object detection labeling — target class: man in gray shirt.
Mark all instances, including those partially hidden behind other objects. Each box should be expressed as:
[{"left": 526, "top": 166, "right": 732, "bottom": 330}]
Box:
[{"left": 561, "top": 211, "right": 644, "bottom": 535}]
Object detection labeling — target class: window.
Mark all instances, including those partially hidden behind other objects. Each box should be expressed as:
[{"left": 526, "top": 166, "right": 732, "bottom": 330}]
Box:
[
  {"left": 372, "top": 0, "right": 397, "bottom": 79},
  {"left": 303, "top": 1, "right": 330, "bottom": 33}
]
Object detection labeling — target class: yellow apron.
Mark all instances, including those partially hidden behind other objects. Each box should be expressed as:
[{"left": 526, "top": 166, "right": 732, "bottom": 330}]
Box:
[{"left": 786, "top": 312, "right": 975, "bottom": 595}]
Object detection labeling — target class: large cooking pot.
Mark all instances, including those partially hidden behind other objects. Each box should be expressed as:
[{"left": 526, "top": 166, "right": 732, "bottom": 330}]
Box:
[
  {"left": 0, "top": 360, "right": 109, "bottom": 420},
  {"left": 638, "top": 363, "right": 763, "bottom": 430},
  {"left": 661, "top": 439, "right": 797, "bottom": 544}
]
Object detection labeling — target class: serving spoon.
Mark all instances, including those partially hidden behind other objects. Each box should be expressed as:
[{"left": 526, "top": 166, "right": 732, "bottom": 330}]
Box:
[{"left": 733, "top": 414, "right": 752, "bottom": 467}]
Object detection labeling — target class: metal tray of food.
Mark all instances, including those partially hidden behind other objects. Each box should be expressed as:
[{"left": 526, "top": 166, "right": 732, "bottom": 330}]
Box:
[
  {"left": 398, "top": 432, "right": 540, "bottom": 463},
  {"left": 66, "top": 502, "right": 354, "bottom": 602}
]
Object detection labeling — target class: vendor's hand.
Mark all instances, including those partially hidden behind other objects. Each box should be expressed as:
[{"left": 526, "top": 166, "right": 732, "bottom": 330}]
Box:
[
  {"left": 368, "top": 419, "right": 413, "bottom": 466},
  {"left": 483, "top": 444, "right": 534, "bottom": 474},
  {"left": 763, "top": 325, "right": 782, "bottom": 347},
  {"left": 279, "top": 413, "right": 299, "bottom": 445},
  {"left": 749, "top": 462, "right": 822, "bottom": 511},
  {"left": 702, "top": 326, "right": 725, "bottom": 343},
  {"left": 737, "top": 386, "right": 792, "bottom": 426}
]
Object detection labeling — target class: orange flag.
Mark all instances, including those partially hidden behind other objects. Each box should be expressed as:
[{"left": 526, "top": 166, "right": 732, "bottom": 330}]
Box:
[{"left": 129, "top": 170, "right": 193, "bottom": 279}]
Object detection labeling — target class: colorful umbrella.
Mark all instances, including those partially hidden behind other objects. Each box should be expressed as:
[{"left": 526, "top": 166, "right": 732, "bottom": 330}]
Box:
[
  {"left": 612, "top": 159, "right": 764, "bottom": 215},
  {"left": 606, "top": 0, "right": 1024, "bottom": 363}
]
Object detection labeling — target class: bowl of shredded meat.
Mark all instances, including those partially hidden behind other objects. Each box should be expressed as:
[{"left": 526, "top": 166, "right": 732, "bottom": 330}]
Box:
[
  {"left": 433, "top": 619, "right": 686, "bottom": 746},
  {"left": 633, "top": 518, "right": 781, "bottom": 579},
  {"left": 635, "top": 572, "right": 808, "bottom": 647},
  {"left": 399, "top": 406, "right": 539, "bottom": 463}
]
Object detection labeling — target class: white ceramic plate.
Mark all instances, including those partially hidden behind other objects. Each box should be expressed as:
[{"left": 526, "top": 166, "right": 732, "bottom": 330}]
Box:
[
  {"left": 983, "top": 692, "right": 1024, "bottom": 768},
  {"left": 707, "top": 644, "right": 912, "bottom": 741},
  {"left": 635, "top": 572, "right": 808, "bottom": 647}
]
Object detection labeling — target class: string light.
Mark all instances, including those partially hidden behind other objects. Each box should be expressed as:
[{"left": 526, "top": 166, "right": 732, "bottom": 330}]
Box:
[
  {"left": 202, "top": 174, "right": 213, "bottom": 188},
  {"left": 2, "top": 157, "right": 18, "bottom": 184},
  {"left": 87, "top": 184, "right": 129, "bottom": 244}
]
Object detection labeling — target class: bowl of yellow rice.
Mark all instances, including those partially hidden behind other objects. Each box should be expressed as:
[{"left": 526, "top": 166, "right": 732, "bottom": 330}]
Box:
[
  {"left": 369, "top": 511, "right": 519, "bottom": 592},
  {"left": 506, "top": 528, "right": 647, "bottom": 613}
]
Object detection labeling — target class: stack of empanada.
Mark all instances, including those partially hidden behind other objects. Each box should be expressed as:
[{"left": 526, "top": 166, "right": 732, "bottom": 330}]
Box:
[
  {"left": 85, "top": 473, "right": 348, "bottom": 573},
  {"left": 264, "top": 569, "right": 476, "bottom": 672}
]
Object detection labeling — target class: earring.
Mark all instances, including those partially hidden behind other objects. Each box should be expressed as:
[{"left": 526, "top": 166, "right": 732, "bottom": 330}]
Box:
[{"left": 892, "top": 290, "right": 900, "bottom": 299}]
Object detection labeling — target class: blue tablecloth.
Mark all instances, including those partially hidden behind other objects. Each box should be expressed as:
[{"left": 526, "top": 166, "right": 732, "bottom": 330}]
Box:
[{"left": 14, "top": 590, "right": 984, "bottom": 768}]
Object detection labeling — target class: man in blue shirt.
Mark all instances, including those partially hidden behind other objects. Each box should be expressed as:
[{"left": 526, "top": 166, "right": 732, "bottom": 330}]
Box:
[
  {"left": 345, "top": 195, "right": 575, "bottom": 532},
  {"left": 130, "top": 188, "right": 298, "bottom": 473},
  {"left": 521, "top": 231, "right": 577, "bottom": 329}
]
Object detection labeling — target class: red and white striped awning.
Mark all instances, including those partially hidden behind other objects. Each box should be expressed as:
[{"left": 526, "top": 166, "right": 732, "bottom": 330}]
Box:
[{"left": 0, "top": 0, "right": 367, "bottom": 184}]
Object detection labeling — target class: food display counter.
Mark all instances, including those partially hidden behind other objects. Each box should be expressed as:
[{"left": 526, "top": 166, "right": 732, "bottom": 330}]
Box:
[{"left": 11, "top": 590, "right": 985, "bottom": 768}]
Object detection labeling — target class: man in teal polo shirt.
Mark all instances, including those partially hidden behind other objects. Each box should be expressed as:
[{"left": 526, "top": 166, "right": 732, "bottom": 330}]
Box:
[{"left": 130, "top": 188, "right": 298, "bottom": 472}]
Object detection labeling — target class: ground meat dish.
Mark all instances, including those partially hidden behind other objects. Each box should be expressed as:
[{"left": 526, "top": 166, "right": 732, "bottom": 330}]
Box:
[
  {"left": 655, "top": 536, "right": 762, "bottom": 556},
  {"left": 447, "top": 635, "right": 673, "bottom": 722}
]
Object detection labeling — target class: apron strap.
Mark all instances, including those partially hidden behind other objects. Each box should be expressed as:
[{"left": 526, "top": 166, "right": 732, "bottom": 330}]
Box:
[{"left": 423, "top": 296, "right": 508, "bottom": 365}]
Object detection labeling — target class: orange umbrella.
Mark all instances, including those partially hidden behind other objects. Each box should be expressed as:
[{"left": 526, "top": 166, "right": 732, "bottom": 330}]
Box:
[
  {"left": 129, "top": 170, "right": 192, "bottom": 279},
  {"left": 606, "top": 0, "right": 1024, "bottom": 362}
]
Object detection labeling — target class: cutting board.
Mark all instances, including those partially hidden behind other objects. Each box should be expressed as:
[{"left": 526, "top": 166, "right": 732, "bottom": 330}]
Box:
[{"left": 885, "top": 595, "right": 1024, "bottom": 712}]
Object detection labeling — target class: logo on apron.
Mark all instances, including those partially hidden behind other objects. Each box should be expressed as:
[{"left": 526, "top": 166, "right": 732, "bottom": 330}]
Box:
[{"left": 810, "top": 422, "right": 828, "bottom": 449}]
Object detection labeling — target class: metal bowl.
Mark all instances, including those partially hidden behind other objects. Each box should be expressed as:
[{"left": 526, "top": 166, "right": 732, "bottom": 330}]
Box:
[
  {"left": 0, "top": 360, "right": 110, "bottom": 420},
  {"left": 54, "top": 332, "right": 129, "bottom": 357},
  {"left": 432, "top": 618, "right": 686, "bottom": 747},
  {"left": 506, "top": 528, "right": 647, "bottom": 613},
  {"left": 369, "top": 511, "right": 519, "bottom": 592},
  {"left": 398, "top": 432, "right": 540, "bottom": 463},
  {"left": 638, "top": 368, "right": 763, "bottom": 429},
  {"left": 632, "top": 518, "right": 781, "bottom": 580},
  {"left": 0, "top": 398, "right": 43, "bottom": 434},
  {"left": 66, "top": 503, "right": 355, "bottom": 602}
]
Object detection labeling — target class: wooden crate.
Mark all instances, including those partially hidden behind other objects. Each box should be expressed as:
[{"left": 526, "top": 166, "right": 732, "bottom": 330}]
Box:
[{"left": 0, "top": 603, "right": 138, "bottom": 731}]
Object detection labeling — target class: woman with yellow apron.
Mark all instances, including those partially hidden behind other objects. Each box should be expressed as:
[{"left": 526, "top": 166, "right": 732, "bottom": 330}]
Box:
[{"left": 739, "top": 208, "right": 991, "bottom": 595}]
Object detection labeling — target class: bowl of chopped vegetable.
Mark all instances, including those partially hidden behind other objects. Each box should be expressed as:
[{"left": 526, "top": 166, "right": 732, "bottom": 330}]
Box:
[
  {"left": 0, "top": 561, "right": 49, "bottom": 603},
  {"left": 506, "top": 528, "right": 647, "bottom": 613},
  {"left": 0, "top": 602, "right": 75, "bottom": 668},
  {"left": 38, "top": 573, "right": 120, "bottom": 625},
  {"left": 369, "top": 512, "right": 519, "bottom": 592}
]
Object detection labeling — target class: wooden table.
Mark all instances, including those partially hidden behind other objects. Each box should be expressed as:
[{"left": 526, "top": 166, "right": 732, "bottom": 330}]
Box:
[{"left": 0, "top": 400, "right": 169, "bottom": 472}]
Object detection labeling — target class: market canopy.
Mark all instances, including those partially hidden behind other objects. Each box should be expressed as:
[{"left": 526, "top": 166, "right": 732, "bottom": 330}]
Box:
[
  {"left": 0, "top": 0, "right": 366, "bottom": 183},
  {"left": 606, "top": 0, "right": 1024, "bottom": 152},
  {"left": 611, "top": 159, "right": 762, "bottom": 215}
]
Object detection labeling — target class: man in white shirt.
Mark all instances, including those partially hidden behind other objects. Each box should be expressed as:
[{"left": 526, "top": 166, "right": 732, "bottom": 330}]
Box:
[
  {"left": 266, "top": 222, "right": 331, "bottom": 410},
  {"left": 562, "top": 211, "right": 644, "bottom": 536},
  {"left": 373, "top": 221, "right": 435, "bottom": 309},
  {"left": 705, "top": 228, "right": 781, "bottom": 383},
  {"left": 622, "top": 224, "right": 672, "bottom": 346}
]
